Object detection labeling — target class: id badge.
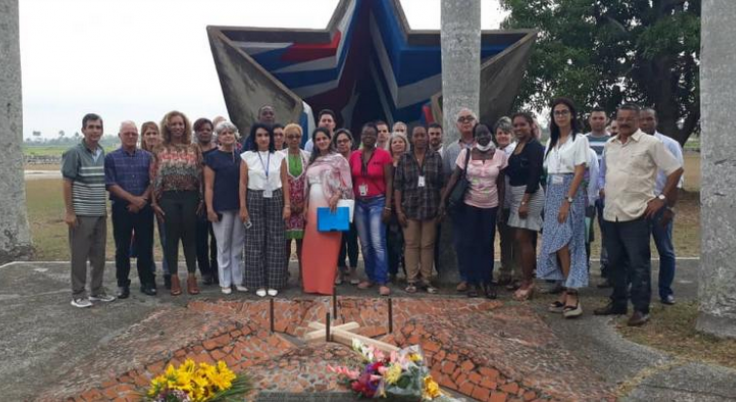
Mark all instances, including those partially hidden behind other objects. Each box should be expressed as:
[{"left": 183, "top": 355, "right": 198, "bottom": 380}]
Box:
[
  {"left": 359, "top": 184, "right": 368, "bottom": 197},
  {"left": 551, "top": 175, "right": 564, "bottom": 185},
  {"left": 418, "top": 175, "right": 426, "bottom": 188},
  {"left": 263, "top": 181, "right": 273, "bottom": 198}
]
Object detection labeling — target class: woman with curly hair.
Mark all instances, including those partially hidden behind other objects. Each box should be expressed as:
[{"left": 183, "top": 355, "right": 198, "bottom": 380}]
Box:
[{"left": 150, "top": 111, "right": 204, "bottom": 296}]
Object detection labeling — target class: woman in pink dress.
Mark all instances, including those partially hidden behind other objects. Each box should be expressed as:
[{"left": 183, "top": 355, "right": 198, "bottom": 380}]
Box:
[{"left": 301, "top": 128, "right": 353, "bottom": 295}]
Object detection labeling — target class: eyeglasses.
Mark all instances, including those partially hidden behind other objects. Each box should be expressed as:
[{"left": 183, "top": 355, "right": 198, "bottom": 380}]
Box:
[
  {"left": 553, "top": 110, "right": 571, "bottom": 117},
  {"left": 457, "top": 116, "right": 475, "bottom": 123}
]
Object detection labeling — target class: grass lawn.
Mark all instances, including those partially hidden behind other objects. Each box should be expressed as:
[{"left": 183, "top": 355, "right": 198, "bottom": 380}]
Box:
[
  {"left": 24, "top": 146, "right": 68, "bottom": 157},
  {"left": 616, "top": 301, "right": 736, "bottom": 370}
]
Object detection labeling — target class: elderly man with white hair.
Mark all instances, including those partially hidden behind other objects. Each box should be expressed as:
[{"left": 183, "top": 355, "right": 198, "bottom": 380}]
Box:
[
  {"left": 104, "top": 120, "right": 157, "bottom": 299},
  {"left": 441, "top": 107, "right": 478, "bottom": 292}
]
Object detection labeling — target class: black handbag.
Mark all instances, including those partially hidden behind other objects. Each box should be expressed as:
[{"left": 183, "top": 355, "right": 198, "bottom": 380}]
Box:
[{"left": 447, "top": 148, "right": 472, "bottom": 215}]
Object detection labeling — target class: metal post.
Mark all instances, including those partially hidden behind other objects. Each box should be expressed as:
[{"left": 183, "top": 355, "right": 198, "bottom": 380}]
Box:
[
  {"left": 388, "top": 297, "right": 393, "bottom": 334},
  {"left": 325, "top": 312, "right": 331, "bottom": 342},
  {"left": 269, "top": 298, "right": 275, "bottom": 333},
  {"left": 332, "top": 286, "right": 337, "bottom": 320}
]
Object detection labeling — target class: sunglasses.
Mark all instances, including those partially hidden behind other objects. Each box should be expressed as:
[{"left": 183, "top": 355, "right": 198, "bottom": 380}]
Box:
[{"left": 457, "top": 116, "right": 475, "bottom": 123}]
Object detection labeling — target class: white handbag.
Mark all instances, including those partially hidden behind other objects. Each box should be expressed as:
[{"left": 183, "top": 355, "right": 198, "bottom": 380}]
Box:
[{"left": 337, "top": 199, "right": 355, "bottom": 223}]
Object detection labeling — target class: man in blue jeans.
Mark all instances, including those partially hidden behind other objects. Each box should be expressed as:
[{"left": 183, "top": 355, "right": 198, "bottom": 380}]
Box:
[{"left": 640, "top": 108, "right": 684, "bottom": 305}]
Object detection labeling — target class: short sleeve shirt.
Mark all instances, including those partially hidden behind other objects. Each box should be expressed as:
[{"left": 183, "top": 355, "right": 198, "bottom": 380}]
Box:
[
  {"left": 603, "top": 130, "right": 681, "bottom": 222},
  {"left": 394, "top": 151, "right": 445, "bottom": 220},
  {"left": 61, "top": 140, "right": 106, "bottom": 216},
  {"left": 456, "top": 149, "right": 508, "bottom": 209},
  {"left": 544, "top": 134, "right": 590, "bottom": 174},
  {"left": 205, "top": 150, "right": 241, "bottom": 212},
  {"left": 349, "top": 148, "right": 392, "bottom": 198}
]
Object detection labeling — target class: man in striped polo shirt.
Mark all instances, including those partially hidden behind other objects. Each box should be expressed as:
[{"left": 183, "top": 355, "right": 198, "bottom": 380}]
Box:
[{"left": 62, "top": 113, "right": 116, "bottom": 308}]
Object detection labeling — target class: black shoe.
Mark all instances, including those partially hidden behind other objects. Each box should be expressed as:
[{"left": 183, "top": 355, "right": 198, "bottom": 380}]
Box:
[
  {"left": 467, "top": 284, "right": 480, "bottom": 298},
  {"left": 593, "top": 302, "right": 627, "bottom": 316},
  {"left": 484, "top": 283, "right": 498, "bottom": 300},
  {"left": 661, "top": 295, "right": 676, "bottom": 305},
  {"left": 596, "top": 278, "right": 613, "bottom": 289},
  {"left": 117, "top": 286, "right": 130, "bottom": 299},
  {"left": 164, "top": 275, "right": 172, "bottom": 290},
  {"left": 627, "top": 311, "right": 650, "bottom": 327},
  {"left": 140, "top": 284, "right": 157, "bottom": 296},
  {"left": 202, "top": 274, "right": 214, "bottom": 285}
]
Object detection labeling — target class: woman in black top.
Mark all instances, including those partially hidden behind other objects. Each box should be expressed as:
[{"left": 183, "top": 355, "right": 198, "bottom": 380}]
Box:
[{"left": 507, "top": 112, "right": 545, "bottom": 301}]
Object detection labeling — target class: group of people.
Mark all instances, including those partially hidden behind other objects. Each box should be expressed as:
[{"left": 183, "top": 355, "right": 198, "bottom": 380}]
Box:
[{"left": 63, "top": 99, "right": 684, "bottom": 327}]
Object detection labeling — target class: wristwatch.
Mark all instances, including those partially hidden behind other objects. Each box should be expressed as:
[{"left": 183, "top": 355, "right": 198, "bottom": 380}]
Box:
[
  {"left": 566, "top": 196, "right": 574, "bottom": 203},
  {"left": 657, "top": 194, "right": 667, "bottom": 201}
]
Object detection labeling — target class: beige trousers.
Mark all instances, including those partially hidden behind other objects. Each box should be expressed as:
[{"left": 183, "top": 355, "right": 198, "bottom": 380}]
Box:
[{"left": 402, "top": 219, "right": 438, "bottom": 285}]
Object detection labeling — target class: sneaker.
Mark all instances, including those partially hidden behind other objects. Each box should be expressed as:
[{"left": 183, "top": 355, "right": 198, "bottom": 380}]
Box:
[
  {"left": 267, "top": 288, "right": 278, "bottom": 297},
  {"left": 89, "top": 293, "right": 116, "bottom": 302},
  {"left": 256, "top": 288, "right": 267, "bottom": 297},
  {"left": 71, "top": 298, "right": 92, "bottom": 308},
  {"left": 221, "top": 287, "right": 232, "bottom": 295},
  {"left": 235, "top": 285, "right": 248, "bottom": 293}
]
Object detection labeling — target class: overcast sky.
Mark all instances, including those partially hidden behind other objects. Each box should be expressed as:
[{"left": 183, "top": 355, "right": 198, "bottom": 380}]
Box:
[{"left": 19, "top": 0, "right": 506, "bottom": 138}]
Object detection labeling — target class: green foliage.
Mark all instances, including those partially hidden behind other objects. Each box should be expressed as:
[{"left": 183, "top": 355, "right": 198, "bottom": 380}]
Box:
[{"left": 501, "top": 0, "right": 700, "bottom": 143}]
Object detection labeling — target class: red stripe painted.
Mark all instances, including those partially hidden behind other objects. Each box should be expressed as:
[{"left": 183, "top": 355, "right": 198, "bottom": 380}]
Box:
[{"left": 281, "top": 30, "right": 342, "bottom": 62}]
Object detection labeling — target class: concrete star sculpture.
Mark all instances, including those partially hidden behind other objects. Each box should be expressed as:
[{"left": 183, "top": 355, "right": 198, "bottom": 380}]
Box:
[{"left": 208, "top": 0, "right": 536, "bottom": 137}]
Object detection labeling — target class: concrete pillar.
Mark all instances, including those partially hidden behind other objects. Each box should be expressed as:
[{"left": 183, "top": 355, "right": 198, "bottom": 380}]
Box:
[
  {"left": 0, "top": 0, "right": 33, "bottom": 263},
  {"left": 440, "top": 0, "right": 481, "bottom": 144},
  {"left": 438, "top": 0, "right": 481, "bottom": 284},
  {"left": 697, "top": 0, "right": 736, "bottom": 338}
]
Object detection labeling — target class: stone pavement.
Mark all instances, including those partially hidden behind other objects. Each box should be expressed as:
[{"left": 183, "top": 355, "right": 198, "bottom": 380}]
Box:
[{"left": 1, "top": 259, "right": 734, "bottom": 402}]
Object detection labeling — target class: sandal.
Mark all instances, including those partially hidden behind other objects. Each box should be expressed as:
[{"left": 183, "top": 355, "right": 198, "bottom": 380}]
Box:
[
  {"left": 467, "top": 284, "right": 480, "bottom": 298},
  {"left": 379, "top": 286, "right": 391, "bottom": 296},
  {"left": 505, "top": 280, "right": 521, "bottom": 291},
  {"left": 456, "top": 281, "right": 468, "bottom": 293},
  {"left": 548, "top": 301, "right": 565, "bottom": 313},
  {"left": 405, "top": 284, "right": 417, "bottom": 294},
  {"left": 563, "top": 292, "right": 583, "bottom": 318},
  {"left": 357, "top": 281, "right": 374, "bottom": 290},
  {"left": 513, "top": 284, "right": 535, "bottom": 301},
  {"left": 421, "top": 283, "right": 438, "bottom": 294}
]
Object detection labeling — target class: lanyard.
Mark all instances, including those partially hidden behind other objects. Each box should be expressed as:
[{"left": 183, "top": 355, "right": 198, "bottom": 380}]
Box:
[
  {"left": 361, "top": 150, "right": 375, "bottom": 176},
  {"left": 257, "top": 151, "right": 271, "bottom": 179}
]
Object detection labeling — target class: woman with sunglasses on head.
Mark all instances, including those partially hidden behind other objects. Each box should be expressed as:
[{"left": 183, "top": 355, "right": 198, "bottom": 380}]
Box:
[
  {"left": 334, "top": 129, "right": 360, "bottom": 285},
  {"left": 282, "top": 124, "right": 310, "bottom": 285},
  {"left": 538, "top": 97, "right": 590, "bottom": 318}
]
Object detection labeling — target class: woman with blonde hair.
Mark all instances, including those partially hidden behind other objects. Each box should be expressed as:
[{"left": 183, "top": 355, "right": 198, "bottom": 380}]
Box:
[
  {"left": 283, "top": 123, "right": 310, "bottom": 284},
  {"left": 139, "top": 121, "right": 169, "bottom": 287},
  {"left": 150, "top": 111, "right": 204, "bottom": 296}
]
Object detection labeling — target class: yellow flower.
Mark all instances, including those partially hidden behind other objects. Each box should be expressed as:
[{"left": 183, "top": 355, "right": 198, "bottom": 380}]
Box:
[
  {"left": 422, "top": 376, "right": 441, "bottom": 399},
  {"left": 409, "top": 353, "right": 423, "bottom": 363},
  {"left": 384, "top": 364, "right": 403, "bottom": 385}
]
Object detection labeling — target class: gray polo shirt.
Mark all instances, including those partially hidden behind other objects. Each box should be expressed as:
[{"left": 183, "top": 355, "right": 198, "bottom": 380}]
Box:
[{"left": 61, "top": 140, "right": 107, "bottom": 216}]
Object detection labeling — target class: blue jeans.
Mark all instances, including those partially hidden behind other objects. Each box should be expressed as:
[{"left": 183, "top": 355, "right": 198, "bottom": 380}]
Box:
[
  {"left": 651, "top": 209, "right": 676, "bottom": 299},
  {"left": 355, "top": 196, "right": 388, "bottom": 285},
  {"left": 595, "top": 199, "right": 609, "bottom": 275}
]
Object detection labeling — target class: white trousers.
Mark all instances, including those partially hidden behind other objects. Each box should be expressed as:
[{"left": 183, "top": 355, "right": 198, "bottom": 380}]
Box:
[{"left": 211, "top": 210, "right": 245, "bottom": 288}]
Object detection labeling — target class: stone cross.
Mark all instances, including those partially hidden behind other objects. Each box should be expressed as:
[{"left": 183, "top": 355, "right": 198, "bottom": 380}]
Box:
[
  {"left": 698, "top": 0, "right": 736, "bottom": 339},
  {"left": 0, "top": 0, "right": 33, "bottom": 264}
]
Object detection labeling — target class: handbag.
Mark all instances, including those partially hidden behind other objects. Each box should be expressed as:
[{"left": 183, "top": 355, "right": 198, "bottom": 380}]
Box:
[{"left": 447, "top": 148, "right": 472, "bottom": 215}]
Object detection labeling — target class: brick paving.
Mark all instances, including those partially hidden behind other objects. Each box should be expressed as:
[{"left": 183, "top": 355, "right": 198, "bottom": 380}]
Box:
[{"left": 36, "top": 297, "right": 615, "bottom": 402}]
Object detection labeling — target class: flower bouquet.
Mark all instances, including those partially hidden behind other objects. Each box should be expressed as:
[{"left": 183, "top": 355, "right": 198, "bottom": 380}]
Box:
[
  {"left": 141, "top": 359, "right": 251, "bottom": 402},
  {"left": 328, "top": 340, "right": 459, "bottom": 401}
]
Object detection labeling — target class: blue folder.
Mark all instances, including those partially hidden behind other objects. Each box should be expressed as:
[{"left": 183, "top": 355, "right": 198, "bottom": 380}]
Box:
[{"left": 317, "top": 207, "right": 350, "bottom": 232}]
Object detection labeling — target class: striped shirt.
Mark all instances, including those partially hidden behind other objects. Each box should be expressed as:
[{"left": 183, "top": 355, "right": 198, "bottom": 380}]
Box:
[
  {"left": 61, "top": 140, "right": 107, "bottom": 216},
  {"left": 585, "top": 132, "right": 610, "bottom": 162}
]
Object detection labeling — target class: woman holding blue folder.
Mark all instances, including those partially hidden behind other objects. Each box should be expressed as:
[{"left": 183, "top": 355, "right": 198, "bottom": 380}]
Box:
[{"left": 301, "top": 128, "right": 353, "bottom": 295}]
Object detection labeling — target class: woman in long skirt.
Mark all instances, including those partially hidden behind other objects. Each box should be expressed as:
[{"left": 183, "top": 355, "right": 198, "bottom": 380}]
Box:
[
  {"left": 537, "top": 97, "right": 589, "bottom": 318},
  {"left": 301, "top": 128, "right": 353, "bottom": 295}
]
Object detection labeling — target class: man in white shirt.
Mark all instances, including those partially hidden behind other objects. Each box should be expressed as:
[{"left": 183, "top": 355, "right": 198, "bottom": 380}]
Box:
[
  {"left": 640, "top": 108, "right": 685, "bottom": 305},
  {"left": 304, "top": 109, "right": 337, "bottom": 152}
]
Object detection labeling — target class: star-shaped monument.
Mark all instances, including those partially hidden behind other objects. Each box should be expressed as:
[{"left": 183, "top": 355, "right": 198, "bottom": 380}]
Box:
[{"left": 208, "top": 0, "right": 536, "bottom": 135}]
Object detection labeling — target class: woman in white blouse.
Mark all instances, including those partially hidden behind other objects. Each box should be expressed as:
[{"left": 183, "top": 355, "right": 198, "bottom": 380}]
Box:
[
  {"left": 239, "top": 123, "right": 291, "bottom": 297},
  {"left": 538, "top": 98, "right": 589, "bottom": 319}
]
